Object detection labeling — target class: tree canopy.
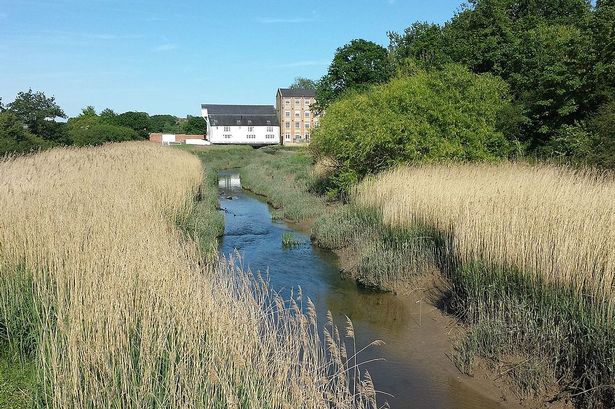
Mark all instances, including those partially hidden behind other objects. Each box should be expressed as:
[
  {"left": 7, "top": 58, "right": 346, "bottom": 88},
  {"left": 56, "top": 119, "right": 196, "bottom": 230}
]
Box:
[
  {"left": 289, "top": 77, "right": 317, "bottom": 90},
  {"left": 315, "top": 39, "right": 394, "bottom": 112},
  {"left": 311, "top": 64, "right": 513, "bottom": 194}
]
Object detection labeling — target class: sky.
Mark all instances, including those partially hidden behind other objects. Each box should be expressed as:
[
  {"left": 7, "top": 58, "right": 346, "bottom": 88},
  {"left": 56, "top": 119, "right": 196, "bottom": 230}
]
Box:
[{"left": 0, "top": 0, "right": 463, "bottom": 117}]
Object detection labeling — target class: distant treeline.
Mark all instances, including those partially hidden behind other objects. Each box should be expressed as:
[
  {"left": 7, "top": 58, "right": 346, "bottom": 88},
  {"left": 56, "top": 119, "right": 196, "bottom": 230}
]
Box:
[
  {"left": 0, "top": 89, "right": 206, "bottom": 155},
  {"left": 309, "top": 0, "right": 615, "bottom": 194}
]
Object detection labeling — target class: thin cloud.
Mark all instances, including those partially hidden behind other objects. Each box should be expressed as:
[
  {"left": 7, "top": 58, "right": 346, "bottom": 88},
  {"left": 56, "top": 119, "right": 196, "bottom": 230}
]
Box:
[
  {"left": 272, "top": 60, "right": 329, "bottom": 68},
  {"left": 257, "top": 17, "right": 316, "bottom": 24},
  {"left": 153, "top": 43, "right": 177, "bottom": 52}
]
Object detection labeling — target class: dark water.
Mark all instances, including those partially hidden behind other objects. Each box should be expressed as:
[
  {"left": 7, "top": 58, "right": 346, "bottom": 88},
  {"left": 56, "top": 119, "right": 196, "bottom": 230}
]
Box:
[{"left": 218, "top": 171, "right": 504, "bottom": 409}]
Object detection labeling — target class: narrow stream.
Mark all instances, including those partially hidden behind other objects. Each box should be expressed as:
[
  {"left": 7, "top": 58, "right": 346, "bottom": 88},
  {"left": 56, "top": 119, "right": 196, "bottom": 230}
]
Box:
[{"left": 218, "top": 170, "right": 505, "bottom": 409}]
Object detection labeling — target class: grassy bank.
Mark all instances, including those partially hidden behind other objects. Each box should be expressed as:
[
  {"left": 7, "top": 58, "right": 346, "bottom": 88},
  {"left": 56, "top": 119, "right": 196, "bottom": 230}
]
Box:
[
  {"left": 187, "top": 145, "right": 327, "bottom": 222},
  {"left": 0, "top": 143, "right": 380, "bottom": 408},
  {"left": 312, "top": 163, "right": 614, "bottom": 407}
]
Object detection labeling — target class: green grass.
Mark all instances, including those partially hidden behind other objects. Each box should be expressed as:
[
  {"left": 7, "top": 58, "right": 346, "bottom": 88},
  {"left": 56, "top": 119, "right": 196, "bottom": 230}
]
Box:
[
  {"left": 281, "top": 232, "right": 300, "bottom": 248},
  {"left": 311, "top": 205, "right": 437, "bottom": 291},
  {"left": 0, "top": 346, "right": 36, "bottom": 409},
  {"left": 179, "top": 167, "right": 225, "bottom": 259},
  {"left": 312, "top": 203, "right": 615, "bottom": 406},
  {"left": 184, "top": 145, "right": 327, "bottom": 222}
]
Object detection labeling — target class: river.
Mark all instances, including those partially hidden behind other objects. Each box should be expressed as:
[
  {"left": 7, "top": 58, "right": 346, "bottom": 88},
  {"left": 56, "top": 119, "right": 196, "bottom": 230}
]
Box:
[{"left": 217, "top": 170, "right": 506, "bottom": 409}]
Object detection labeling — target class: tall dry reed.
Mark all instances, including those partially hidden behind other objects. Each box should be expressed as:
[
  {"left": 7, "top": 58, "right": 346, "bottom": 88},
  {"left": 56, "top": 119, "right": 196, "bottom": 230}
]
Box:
[
  {"left": 354, "top": 163, "right": 615, "bottom": 405},
  {"left": 356, "top": 163, "right": 615, "bottom": 307},
  {"left": 0, "top": 142, "right": 379, "bottom": 408}
]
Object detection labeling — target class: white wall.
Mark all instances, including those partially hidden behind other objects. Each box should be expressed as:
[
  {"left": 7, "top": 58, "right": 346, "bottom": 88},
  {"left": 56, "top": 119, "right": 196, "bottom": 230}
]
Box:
[{"left": 208, "top": 125, "right": 280, "bottom": 145}]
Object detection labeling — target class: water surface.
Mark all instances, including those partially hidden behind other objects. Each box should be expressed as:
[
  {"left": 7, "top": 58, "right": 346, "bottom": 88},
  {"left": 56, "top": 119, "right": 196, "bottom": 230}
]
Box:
[{"left": 218, "top": 170, "right": 504, "bottom": 409}]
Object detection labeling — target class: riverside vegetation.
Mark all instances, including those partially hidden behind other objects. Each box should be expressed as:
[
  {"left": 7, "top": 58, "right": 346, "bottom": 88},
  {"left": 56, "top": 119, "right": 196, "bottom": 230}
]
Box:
[
  {"left": 188, "top": 146, "right": 615, "bottom": 407},
  {"left": 0, "top": 143, "right": 381, "bottom": 408},
  {"left": 311, "top": 163, "right": 615, "bottom": 407}
]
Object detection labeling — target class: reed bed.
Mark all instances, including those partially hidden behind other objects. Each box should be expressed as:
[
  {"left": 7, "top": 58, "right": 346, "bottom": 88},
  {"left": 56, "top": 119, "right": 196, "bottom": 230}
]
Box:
[
  {"left": 0, "top": 142, "right": 379, "bottom": 408},
  {"left": 352, "top": 163, "right": 615, "bottom": 406}
]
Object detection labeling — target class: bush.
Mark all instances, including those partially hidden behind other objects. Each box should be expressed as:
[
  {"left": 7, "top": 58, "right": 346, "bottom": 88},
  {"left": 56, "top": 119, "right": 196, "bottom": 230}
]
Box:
[
  {"left": 310, "top": 64, "right": 513, "bottom": 194},
  {"left": 587, "top": 100, "right": 615, "bottom": 169},
  {"left": 0, "top": 112, "right": 50, "bottom": 156},
  {"left": 69, "top": 123, "right": 138, "bottom": 146}
]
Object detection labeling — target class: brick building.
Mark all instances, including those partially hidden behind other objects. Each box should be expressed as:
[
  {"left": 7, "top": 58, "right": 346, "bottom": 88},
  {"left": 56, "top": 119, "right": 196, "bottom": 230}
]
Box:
[{"left": 275, "top": 88, "right": 319, "bottom": 145}]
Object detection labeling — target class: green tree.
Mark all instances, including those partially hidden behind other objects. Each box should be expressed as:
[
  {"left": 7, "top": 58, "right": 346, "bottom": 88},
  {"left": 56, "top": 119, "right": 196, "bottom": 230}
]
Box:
[
  {"left": 67, "top": 106, "right": 138, "bottom": 146},
  {"left": 6, "top": 89, "right": 67, "bottom": 143},
  {"left": 587, "top": 100, "right": 615, "bottom": 168},
  {"left": 150, "top": 114, "right": 180, "bottom": 133},
  {"left": 0, "top": 111, "right": 49, "bottom": 155},
  {"left": 289, "top": 77, "right": 317, "bottom": 90},
  {"left": 100, "top": 108, "right": 118, "bottom": 124},
  {"left": 589, "top": 0, "right": 615, "bottom": 106},
  {"left": 388, "top": 22, "right": 451, "bottom": 70},
  {"left": 315, "top": 39, "right": 394, "bottom": 112},
  {"left": 182, "top": 115, "right": 207, "bottom": 135},
  {"left": 115, "top": 111, "right": 150, "bottom": 139},
  {"left": 508, "top": 23, "right": 591, "bottom": 148},
  {"left": 311, "top": 64, "right": 513, "bottom": 194}
]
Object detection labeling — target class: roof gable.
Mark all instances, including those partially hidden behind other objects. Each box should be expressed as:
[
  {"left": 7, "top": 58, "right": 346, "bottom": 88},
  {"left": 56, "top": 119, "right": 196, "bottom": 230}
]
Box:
[{"left": 277, "top": 88, "right": 316, "bottom": 98}]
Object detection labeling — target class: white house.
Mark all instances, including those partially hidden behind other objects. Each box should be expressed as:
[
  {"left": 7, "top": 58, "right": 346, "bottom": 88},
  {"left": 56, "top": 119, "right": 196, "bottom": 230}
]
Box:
[{"left": 201, "top": 104, "right": 280, "bottom": 145}]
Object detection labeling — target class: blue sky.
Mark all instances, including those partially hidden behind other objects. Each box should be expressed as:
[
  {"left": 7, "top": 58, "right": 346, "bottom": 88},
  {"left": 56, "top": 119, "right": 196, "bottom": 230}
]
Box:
[{"left": 0, "top": 0, "right": 462, "bottom": 117}]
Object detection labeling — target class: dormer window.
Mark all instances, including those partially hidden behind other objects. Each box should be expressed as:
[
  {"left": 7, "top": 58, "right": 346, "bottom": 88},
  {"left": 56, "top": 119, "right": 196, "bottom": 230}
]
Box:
[{"left": 236, "top": 120, "right": 241, "bottom": 125}]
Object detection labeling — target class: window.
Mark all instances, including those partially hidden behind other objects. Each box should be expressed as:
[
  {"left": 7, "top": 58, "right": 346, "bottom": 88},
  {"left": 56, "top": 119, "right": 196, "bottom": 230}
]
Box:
[
  {"left": 248, "top": 126, "right": 254, "bottom": 132},
  {"left": 305, "top": 133, "right": 310, "bottom": 140},
  {"left": 305, "top": 123, "right": 310, "bottom": 129},
  {"left": 236, "top": 120, "right": 241, "bottom": 126},
  {"left": 285, "top": 111, "right": 290, "bottom": 118},
  {"left": 285, "top": 122, "right": 290, "bottom": 129},
  {"left": 224, "top": 134, "right": 232, "bottom": 139},
  {"left": 295, "top": 98, "right": 300, "bottom": 105},
  {"left": 267, "top": 126, "right": 273, "bottom": 132},
  {"left": 223, "top": 126, "right": 231, "bottom": 132},
  {"left": 248, "top": 119, "right": 252, "bottom": 125},
  {"left": 285, "top": 134, "right": 290, "bottom": 140},
  {"left": 305, "top": 111, "right": 310, "bottom": 118},
  {"left": 294, "top": 112, "right": 300, "bottom": 118},
  {"left": 285, "top": 99, "right": 290, "bottom": 106},
  {"left": 247, "top": 134, "right": 256, "bottom": 139},
  {"left": 295, "top": 122, "right": 300, "bottom": 130},
  {"left": 265, "top": 134, "right": 275, "bottom": 139},
  {"left": 266, "top": 120, "right": 271, "bottom": 125}
]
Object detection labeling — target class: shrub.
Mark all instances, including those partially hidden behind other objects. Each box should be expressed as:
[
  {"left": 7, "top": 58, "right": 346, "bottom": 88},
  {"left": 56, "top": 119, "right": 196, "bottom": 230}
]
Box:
[
  {"left": 587, "top": 100, "right": 615, "bottom": 169},
  {"left": 311, "top": 64, "right": 513, "bottom": 194},
  {"left": 69, "top": 123, "right": 139, "bottom": 146},
  {"left": 0, "top": 112, "right": 50, "bottom": 156}
]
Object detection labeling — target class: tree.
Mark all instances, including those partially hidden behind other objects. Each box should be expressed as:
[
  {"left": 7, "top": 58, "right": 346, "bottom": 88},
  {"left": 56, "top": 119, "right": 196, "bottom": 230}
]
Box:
[
  {"left": 182, "top": 115, "right": 207, "bottom": 135},
  {"left": 67, "top": 106, "right": 139, "bottom": 146},
  {"left": 150, "top": 114, "right": 180, "bottom": 133},
  {"left": 315, "top": 39, "right": 394, "bottom": 112},
  {"left": 589, "top": 0, "right": 615, "bottom": 107},
  {"left": 115, "top": 111, "right": 150, "bottom": 139},
  {"left": 311, "top": 64, "right": 513, "bottom": 194},
  {"left": 100, "top": 108, "right": 118, "bottom": 124},
  {"left": 587, "top": 100, "right": 615, "bottom": 168},
  {"left": 388, "top": 22, "right": 451, "bottom": 70},
  {"left": 0, "top": 111, "right": 49, "bottom": 155},
  {"left": 289, "top": 77, "right": 317, "bottom": 90},
  {"left": 507, "top": 23, "right": 591, "bottom": 148},
  {"left": 6, "top": 89, "right": 67, "bottom": 142}
]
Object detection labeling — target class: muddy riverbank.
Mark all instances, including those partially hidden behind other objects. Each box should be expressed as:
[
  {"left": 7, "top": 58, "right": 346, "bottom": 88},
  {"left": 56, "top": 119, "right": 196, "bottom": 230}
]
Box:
[{"left": 217, "top": 170, "right": 526, "bottom": 409}]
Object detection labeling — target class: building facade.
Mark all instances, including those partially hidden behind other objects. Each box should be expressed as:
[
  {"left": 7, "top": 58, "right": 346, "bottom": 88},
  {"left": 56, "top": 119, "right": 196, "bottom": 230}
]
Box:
[
  {"left": 201, "top": 104, "right": 280, "bottom": 145},
  {"left": 275, "top": 88, "right": 319, "bottom": 145}
]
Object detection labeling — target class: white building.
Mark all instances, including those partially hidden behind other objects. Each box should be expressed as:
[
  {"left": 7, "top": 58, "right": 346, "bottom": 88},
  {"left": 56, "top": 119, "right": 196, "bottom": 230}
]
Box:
[{"left": 201, "top": 104, "right": 280, "bottom": 145}]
